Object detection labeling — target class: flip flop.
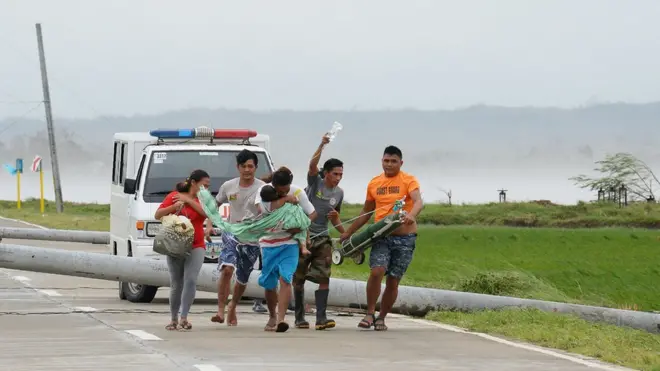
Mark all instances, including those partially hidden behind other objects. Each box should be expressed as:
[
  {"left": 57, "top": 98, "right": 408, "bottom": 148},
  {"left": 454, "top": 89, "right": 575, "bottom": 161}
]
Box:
[
  {"left": 210, "top": 314, "right": 225, "bottom": 324},
  {"left": 276, "top": 321, "right": 290, "bottom": 333}
]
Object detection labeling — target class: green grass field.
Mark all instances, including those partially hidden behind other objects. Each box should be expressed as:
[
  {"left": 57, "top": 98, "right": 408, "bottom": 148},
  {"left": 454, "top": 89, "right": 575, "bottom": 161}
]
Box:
[
  {"left": 0, "top": 199, "right": 110, "bottom": 230},
  {"left": 428, "top": 308, "right": 660, "bottom": 371},
  {"left": 334, "top": 225, "right": 660, "bottom": 312},
  {"left": 2, "top": 198, "right": 659, "bottom": 369},
  {"left": 3, "top": 197, "right": 660, "bottom": 230}
]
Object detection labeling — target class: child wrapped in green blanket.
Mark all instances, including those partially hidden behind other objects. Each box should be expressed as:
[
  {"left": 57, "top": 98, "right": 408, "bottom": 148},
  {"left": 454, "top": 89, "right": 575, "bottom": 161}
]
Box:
[{"left": 197, "top": 186, "right": 311, "bottom": 248}]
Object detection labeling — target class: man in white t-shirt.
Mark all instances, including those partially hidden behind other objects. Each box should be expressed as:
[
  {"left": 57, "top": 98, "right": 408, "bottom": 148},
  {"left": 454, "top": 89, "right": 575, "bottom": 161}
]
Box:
[
  {"left": 210, "top": 149, "right": 266, "bottom": 327},
  {"left": 253, "top": 167, "right": 316, "bottom": 332}
]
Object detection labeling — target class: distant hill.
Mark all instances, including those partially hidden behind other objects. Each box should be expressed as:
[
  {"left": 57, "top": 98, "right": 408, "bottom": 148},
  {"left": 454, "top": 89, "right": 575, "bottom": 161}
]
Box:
[{"left": 1, "top": 103, "right": 659, "bottom": 174}]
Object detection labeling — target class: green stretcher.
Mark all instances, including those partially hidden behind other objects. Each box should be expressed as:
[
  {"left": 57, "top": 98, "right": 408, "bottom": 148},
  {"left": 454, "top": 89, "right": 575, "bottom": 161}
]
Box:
[{"left": 332, "top": 209, "right": 405, "bottom": 266}]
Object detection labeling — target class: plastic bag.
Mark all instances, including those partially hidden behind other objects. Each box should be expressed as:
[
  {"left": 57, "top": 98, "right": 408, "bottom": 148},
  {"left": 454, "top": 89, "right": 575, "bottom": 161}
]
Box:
[{"left": 152, "top": 214, "right": 195, "bottom": 259}]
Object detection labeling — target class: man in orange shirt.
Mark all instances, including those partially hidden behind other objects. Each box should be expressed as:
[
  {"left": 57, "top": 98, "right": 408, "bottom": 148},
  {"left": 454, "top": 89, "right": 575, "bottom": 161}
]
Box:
[{"left": 340, "top": 145, "right": 424, "bottom": 331}]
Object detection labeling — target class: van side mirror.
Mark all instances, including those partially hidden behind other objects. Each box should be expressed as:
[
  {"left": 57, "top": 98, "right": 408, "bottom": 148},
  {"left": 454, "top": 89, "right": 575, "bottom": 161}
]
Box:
[{"left": 124, "top": 178, "right": 137, "bottom": 194}]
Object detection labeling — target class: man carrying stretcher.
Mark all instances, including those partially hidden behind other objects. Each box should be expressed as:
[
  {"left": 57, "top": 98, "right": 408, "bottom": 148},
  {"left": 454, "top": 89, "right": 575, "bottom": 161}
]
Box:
[{"left": 340, "top": 145, "right": 424, "bottom": 331}]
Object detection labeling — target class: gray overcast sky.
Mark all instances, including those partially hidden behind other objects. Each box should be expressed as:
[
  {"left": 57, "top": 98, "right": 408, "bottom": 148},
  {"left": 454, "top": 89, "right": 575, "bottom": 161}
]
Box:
[{"left": 1, "top": 0, "right": 660, "bottom": 119}]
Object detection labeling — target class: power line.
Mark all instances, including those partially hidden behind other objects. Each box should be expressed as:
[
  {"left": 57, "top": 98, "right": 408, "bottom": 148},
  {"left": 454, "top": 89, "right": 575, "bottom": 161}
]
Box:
[
  {"left": 0, "top": 100, "right": 44, "bottom": 104},
  {"left": 0, "top": 32, "right": 104, "bottom": 118},
  {"left": 0, "top": 102, "right": 43, "bottom": 135}
]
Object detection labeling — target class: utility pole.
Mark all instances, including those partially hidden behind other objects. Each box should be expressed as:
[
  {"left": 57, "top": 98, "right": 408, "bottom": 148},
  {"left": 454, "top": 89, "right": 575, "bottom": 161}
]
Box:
[{"left": 36, "top": 23, "right": 64, "bottom": 213}]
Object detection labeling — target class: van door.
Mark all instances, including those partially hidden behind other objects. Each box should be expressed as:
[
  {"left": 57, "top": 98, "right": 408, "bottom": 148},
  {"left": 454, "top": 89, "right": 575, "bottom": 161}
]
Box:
[
  {"left": 126, "top": 153, "right": 147, "bottom": 239},
  {"left": 110, "top": 140, "right": 130, "bottom": 255}
]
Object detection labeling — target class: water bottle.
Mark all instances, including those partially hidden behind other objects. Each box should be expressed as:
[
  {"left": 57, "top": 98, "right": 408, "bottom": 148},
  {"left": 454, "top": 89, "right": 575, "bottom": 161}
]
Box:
[{"left": 327, "top": 121, "right": 343, "bottom": 142}]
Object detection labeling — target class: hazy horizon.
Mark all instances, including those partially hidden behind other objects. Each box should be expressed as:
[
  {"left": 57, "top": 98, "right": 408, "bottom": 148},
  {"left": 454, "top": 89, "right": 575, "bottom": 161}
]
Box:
[
  {"left": 2, "top": 2, "right": 660, "bottom": 205},
  {"left": 1, "top": 103, "right": 658, "bottom": 206}
]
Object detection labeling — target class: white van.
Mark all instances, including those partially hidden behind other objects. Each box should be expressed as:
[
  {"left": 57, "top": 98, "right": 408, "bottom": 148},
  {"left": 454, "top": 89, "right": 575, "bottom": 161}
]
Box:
[{"left": 110, "top": 127, "right": 275, "bottom": 303}]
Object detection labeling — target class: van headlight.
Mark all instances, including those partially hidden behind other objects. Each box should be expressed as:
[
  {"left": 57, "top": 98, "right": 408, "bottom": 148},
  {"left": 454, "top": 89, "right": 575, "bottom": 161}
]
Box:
[{"left": 145, "top": 222, "right": 162, "bottom": 237}]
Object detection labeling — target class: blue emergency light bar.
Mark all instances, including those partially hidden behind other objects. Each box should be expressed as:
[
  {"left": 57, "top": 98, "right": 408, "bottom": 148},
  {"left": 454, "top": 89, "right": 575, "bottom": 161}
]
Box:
[
  {"left": 149, "top": 127, "right": 258, "bottom": 140},
  {"left": 149, "top": 129, "right": 195, "bottom": 139}
]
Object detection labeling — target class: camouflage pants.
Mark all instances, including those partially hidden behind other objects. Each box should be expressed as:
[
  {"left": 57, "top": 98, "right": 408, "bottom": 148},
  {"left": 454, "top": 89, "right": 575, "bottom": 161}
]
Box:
[{"left": 294, "top": 235, "right": 333, "bottom": 285}]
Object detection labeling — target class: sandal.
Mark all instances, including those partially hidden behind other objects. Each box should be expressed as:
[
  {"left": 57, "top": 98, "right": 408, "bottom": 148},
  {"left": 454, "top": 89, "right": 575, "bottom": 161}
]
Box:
[
  {"left": 165, "top": 321, "right": 178, "bottom": 331},
  {"left": 179, "top": 320, "right": 192, "bottom": 330},
  {"left": 357, "top": 313, "right": 376, "bottom": 329},
  {"left": 210, "top": 314, "right": 225, "bottom": 324},
  {"left": 374, "top": 317, "right": 388, "bottom": 331}
]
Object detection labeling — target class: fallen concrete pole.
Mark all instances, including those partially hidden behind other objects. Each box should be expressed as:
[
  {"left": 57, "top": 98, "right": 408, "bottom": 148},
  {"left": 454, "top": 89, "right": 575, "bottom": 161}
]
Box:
[
  {"left": 0, "top": 242, "right": 658, "bottom": 334},
  {"left": 0, "top": 227, "right": 109, "bottom": 245}
]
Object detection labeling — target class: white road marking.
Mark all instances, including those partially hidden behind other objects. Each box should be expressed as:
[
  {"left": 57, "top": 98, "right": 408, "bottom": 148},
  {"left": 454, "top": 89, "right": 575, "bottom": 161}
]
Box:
[
  {"left": 10, "top": 275, "right": 32, "bottom": 287},
  {"left": 74, "top": 306, "right": 98, "bottom": 312},
  {"left": 125, "top": 330, "right": 163, "bottom": 341},
  {"left": 0, "top": 216, "right": 48, "bottom": 229},
  {"left": 194, "top": 365, "right": 222, "bottom": 371},
  {"left": 37, "top": 289, "right": 62, "bottom": 297},
  {"left": 403, "top": 317, "right": 633, "bottom": 371}
]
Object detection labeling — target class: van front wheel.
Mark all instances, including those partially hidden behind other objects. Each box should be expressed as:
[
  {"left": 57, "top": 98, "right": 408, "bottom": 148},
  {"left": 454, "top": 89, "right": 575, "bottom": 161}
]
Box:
[{"left": 121, "top": 281, "right": 158, "bottom": 303}]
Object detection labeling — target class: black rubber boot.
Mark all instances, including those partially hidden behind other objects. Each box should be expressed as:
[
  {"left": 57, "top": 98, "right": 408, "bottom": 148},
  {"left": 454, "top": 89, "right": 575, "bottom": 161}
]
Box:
[
  {"left": 294, "top": 289, "right": 309, "bottom": 329},
  {"left": 315, "top": 289, "right": 336, "bottom": 330}
]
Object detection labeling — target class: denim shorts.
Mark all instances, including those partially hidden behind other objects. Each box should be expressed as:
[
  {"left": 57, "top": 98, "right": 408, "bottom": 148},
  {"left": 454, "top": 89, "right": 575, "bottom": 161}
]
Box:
[
  {"left": 369, "top": 233, "right": 417, "bottom": 278},
  {"left": 218, "top": 232, "right": 261, "bottom": 285}
]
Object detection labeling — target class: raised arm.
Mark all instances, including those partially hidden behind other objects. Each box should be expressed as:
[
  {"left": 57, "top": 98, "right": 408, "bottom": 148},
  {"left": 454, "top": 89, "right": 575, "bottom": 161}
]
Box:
[{"left": 308, "top": 135, "right": 330, "bottom": 177}]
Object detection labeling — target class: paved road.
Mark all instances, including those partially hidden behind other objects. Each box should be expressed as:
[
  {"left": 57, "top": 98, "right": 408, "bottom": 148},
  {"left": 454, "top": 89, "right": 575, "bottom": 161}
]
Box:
[{"left": 0, "top": 217, "right": 630, "bottom": 371}]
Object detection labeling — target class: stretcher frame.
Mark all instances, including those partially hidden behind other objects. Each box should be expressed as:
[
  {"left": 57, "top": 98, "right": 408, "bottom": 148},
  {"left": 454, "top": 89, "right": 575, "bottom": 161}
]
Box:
[{"left": 331, "top": 206, "right": 406, "bottom": 266}]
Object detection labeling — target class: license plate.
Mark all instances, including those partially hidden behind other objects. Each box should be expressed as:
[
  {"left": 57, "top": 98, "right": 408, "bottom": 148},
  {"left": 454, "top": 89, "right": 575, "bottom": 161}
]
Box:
[{"left": 205, "top": 242, "right": 223, "bottom": 259}]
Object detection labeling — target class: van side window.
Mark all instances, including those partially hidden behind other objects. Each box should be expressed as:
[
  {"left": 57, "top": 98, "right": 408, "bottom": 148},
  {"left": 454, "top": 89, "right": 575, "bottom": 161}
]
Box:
[
  {"left": 119, "top": 143, "right": 128, "bottom": 185},
  {"left": 112, "top": 141, "right": 119, "bottom": 184},
  {"left": 135, "top": 154, "right": 146, "bottom": 191}
]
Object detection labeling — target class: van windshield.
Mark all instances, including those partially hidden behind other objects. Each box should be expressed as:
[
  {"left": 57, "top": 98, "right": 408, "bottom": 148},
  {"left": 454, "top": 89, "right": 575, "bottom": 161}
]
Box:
[{"left": 142, "top": 150, "right": 272, "bottom": 203}]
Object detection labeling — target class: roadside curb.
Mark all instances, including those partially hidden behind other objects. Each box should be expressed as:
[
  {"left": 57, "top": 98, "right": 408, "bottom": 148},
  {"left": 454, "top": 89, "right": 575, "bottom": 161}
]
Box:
[{"left": 387, "top": 313, "right": 636, "bottom": 371}]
